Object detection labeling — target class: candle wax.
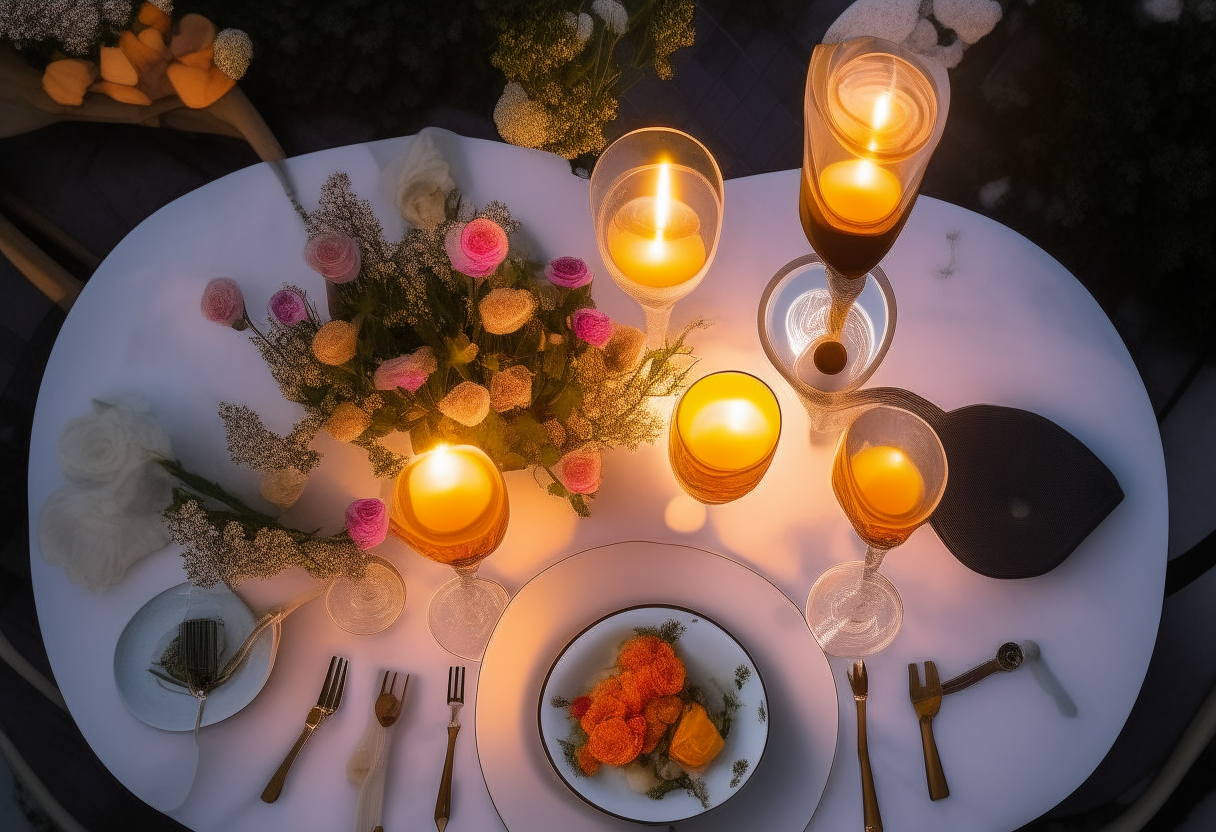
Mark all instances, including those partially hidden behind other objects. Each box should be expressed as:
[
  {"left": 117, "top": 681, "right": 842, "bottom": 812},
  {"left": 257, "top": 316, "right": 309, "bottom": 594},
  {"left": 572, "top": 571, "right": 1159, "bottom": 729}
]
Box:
[
  {"left": 677, "top": 374, "right": 780, "bottom": 470},
  {"left": 818, "top": 160, "right": 901, "bottom": 226},
  {"left": 851, "top": 445, "right": 924, "bottom": 517},
  {"left": 606, "top": 195, "right": 707, "bottom": 288},
  {"left": 406, "top": 447, "right": 494, "bottom": 534}
]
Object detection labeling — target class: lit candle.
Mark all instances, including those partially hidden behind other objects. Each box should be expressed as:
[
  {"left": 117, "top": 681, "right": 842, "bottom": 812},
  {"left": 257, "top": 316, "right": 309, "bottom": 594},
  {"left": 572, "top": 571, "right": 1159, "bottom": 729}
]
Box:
[
  {"left": 818, "top": 159, "right": 901, "bottom": 225},
  {"left": 400, "top": 445, "right": 494, "bottom": 534},
  {"left": 676, "top": 373, "right": 781, "bottom": 471},
  {"left": 851, "top": 445, "right": 924, "bottom": 516},
  {"left": 818, "top": 88, "right": 904, "bottom": 225},
  {"left": 606, "top": 161, "right": 707, "bottom": 287}
]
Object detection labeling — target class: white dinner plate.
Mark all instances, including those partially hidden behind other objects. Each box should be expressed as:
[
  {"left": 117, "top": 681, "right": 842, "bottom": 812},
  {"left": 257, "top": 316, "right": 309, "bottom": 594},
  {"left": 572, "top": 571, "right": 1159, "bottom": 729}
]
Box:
[
  {"left": 477, "top": 540, "right": 838, "bottom": 832},
  {"left": 539, "top": 605, "right": 769, "bottom": 824},
  {"left": 113, "top": 582, "right": 279, "bottom": 731}
]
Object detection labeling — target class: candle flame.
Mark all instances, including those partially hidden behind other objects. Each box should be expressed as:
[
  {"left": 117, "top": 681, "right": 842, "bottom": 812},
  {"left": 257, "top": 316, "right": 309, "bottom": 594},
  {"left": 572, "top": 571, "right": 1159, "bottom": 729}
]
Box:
[
  {"left": 649, "top": 161, "right": 672, "bottom": 260},
  {"left": 419, "top": 444, "right": 461, "bottom": 489}
]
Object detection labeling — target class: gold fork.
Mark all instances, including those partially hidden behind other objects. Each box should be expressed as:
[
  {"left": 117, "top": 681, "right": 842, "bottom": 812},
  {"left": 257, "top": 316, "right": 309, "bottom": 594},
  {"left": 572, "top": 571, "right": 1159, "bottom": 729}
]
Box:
[
  {"left": 434, "top": 665, "right": 465, "bottom": 832},
  {"left": 909, "top": 660, "right": 949, "bottom": 801},
  {"left": 261, "top": 655, "right": 348, "bottom": 803},
  {"left": 848, "top": 660, "right": 882, "bottom": 832}
]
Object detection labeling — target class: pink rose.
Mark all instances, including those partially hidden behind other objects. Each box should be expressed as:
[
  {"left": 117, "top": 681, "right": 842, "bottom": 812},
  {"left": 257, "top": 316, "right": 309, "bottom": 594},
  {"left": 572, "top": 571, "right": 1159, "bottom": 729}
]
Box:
[
  {"left": 201, "top": 278, "right": 246, "bottom": 328},
  {"left": 545, "top": 256, "right": 592, "bottom": 288},
  {"left": 373, "top": 346, "right": 438, "bottom": 393},
  {"left": 269, "top": 289, "right": 307, "bottom": 325},
  {"left": 569, "top": 308, "right": 613, "bottom": 348},
  {"left": 345, "top": 498, "right": 388, "bottom": 550},
  {"left": 557, "top": 445, "right": 602, "bottom": 495},
  {"left": 444, "top": 217, "right": 508, "bottom": 279},
  {"left": 304, "top": 233, "right": 362, "bottom": 284}
]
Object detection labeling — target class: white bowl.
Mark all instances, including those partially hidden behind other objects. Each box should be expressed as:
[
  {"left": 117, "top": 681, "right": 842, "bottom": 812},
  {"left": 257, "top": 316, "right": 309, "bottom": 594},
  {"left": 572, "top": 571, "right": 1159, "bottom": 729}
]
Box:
[{"left": 538, "top": 605, "right": 768, "bottom": 824}]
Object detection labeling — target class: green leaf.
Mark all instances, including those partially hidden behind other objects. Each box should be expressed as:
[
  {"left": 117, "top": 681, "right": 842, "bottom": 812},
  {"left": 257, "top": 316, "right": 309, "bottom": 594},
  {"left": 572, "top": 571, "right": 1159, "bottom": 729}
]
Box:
[
  {"left": 502, "top": 452, "right": 528, "bottom": 471},
  {"left": 539, "top": 444, "right": 560, "bottom": 467},
  {"left": 548, "top": 481, "right": 568, "bottom": 497},
  {"left": 551, "top": 383, "right": 580, "bottom": 421},
  {"left": 446, "top": 333, "right": 479, "bottom": 366},
  {"left": 570, "top": 494, "right": 591, "bottom": 517}
]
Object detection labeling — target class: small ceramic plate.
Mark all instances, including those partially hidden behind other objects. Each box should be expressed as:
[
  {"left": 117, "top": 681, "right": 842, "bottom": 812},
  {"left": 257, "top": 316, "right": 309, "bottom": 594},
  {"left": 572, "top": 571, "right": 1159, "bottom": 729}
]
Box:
[
  {"left": 538, "top": 605, "right": 768, "bottom": 825},
  {"left": 113, "top": 582, "right": 278, "bottom": 731}
]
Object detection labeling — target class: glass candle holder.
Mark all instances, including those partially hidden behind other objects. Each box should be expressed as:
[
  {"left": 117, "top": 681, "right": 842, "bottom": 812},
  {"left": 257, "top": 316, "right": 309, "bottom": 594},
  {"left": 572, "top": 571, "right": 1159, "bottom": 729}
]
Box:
[
  {"left": 669, "top": 371, "right": 782, "bottom": 504},
  {"left": 806, "top": 405, "right": 948, "bottom": 657},
  {"left": 798, "top": 37, "right": 948, "bottom": 376},
  {"left": 758, "top": 253, "right": 897, "bottom": 438},
  {"left": 389, "top": 444, "right": 510, "bottom": 660},
  {"left": 324, "top": 556, "right": 406, "bottom": 636},
  {"left": 590, "top": 127, "right": 724, "bottom": 348}
]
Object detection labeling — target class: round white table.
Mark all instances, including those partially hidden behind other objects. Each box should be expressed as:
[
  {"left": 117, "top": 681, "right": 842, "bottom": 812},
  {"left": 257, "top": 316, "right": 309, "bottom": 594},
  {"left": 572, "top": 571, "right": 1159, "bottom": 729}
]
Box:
[{"left": 27, "top": 131, "right": 1167, "bottom": 832}]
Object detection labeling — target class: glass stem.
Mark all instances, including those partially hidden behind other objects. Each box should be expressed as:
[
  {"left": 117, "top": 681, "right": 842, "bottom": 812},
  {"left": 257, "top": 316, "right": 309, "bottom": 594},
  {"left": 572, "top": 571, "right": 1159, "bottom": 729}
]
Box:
[
  {"left": 825, "top": 266, "right": 866, "bottom": 337},
  {"left": 454, "top": 563, "right": 479, "bottom": 584},
  {"left": 861, "top": 545, "right": 890, "bottom": 582},
  {"left": 642, "top": 303, "right": 674, "bottom": 350}
]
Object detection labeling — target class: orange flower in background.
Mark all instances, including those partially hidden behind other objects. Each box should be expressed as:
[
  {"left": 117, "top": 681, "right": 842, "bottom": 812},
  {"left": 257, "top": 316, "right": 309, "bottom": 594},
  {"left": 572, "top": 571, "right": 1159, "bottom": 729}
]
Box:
[
  {"left": 587, "top": 715, "right": 646, "bottom": 766},
  {"left": 576, "top": 743, "right": 601, "bottom": 776}
]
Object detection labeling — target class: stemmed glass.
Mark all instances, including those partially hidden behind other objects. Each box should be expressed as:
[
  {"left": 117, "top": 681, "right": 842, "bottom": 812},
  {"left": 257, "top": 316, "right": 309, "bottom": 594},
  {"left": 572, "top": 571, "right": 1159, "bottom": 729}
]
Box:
[
  {"left": 806, "top": 405, "right": 947, "bottom": 657},
  {"left": 797, "top": 36, "right": 948, "bottom": 379},
  {"left": 590, "top": 127, "right": 724, "bottom": 348},
  {"left": 388, "top": 445, "right": 510, "bottom": 660}
]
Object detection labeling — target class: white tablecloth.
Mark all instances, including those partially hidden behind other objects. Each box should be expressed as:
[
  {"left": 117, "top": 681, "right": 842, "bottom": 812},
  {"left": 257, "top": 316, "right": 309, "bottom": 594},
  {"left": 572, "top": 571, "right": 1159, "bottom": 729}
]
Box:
[{"left": 27, "top": 131, "right": 1167, "bottom": 832}]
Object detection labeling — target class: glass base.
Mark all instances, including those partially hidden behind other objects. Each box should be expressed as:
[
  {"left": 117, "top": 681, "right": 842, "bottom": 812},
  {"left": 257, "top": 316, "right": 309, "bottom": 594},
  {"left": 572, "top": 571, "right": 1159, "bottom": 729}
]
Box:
[
  {"left": 427, "top": 575, "right": 510, "bottom": 661},
  {"left": 805, "top": 561, "right": 903, "bottom": 657},
  {"left": 325, "top": 556, "right": 406, "bottom": 636}
]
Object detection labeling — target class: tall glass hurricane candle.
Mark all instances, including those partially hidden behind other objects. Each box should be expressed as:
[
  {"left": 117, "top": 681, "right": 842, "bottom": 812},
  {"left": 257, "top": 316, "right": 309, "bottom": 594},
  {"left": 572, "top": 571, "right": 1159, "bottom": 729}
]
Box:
[
  {"left": 798, "top": 37, "right": 948, "bottom": 376},
  {"left": 591, "top": 128, "right": 724, "bottom": 348}
]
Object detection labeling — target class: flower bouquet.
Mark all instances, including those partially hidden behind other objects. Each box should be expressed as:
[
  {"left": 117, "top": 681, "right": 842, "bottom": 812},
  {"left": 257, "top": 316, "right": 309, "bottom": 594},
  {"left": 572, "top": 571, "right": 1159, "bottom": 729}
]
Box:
[{"left": 208, "top": 139, "right": 700, "bottom": 515}]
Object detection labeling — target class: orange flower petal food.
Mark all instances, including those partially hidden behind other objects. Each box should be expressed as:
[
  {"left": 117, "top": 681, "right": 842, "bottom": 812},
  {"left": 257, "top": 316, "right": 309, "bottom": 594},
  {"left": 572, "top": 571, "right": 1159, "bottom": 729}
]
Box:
[
  {"left": 576, "top": 743, "right": 601, "bottom": 776},
  {"left": 617, "top": 634, "right": 668, "bottom": 671},
  {"left": 616, "top": 670, "right": 650, "bottom": 713},
  {"left": 587, "top": 716, "right": 645, "bottom": 766},
  {"left": 579, "top": 679, "right": 630, "bottom": 735},
  {"left": 644, "top": 694, "right": 684, "bottom": 726}
]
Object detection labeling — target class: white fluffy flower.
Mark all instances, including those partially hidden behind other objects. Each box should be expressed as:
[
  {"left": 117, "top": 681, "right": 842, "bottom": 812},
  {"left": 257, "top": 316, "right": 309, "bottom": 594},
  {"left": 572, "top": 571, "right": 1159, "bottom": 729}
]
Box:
[
  {"left": 933, "top": 0, "right": 1002, "bottom": 45},
  {"left": 41, "top": 395, "right": 174, "bottom": 592},
  {"left": 565, "top": 11, "right": 594, "bottom": 44},
  {"left": 260, "top": 467, "right": 309, "bottom": 511},
  {"left": 823, "top": 0, "right": 920, "bottom": 45},
  {"left": 213, "top": 28, "right": 254, "bottom": 80},
  {"left": 57, "top": 395, "right": 172, "bottom": 484},
  {"left": 381, "top": 128, "right": 456, "bottom": 230},
  {"left": 591, "top": 0, "right": 629, "bottom": 34},
  {"left": 493, "top": 82, "right": 552, "bottom": 150}
]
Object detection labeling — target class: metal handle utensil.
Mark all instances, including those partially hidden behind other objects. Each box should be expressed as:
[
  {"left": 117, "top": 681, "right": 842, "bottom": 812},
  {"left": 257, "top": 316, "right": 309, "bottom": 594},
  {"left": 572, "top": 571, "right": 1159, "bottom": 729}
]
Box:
[{"left": 848, "top": 660, "right": 882, "bottom": 832}]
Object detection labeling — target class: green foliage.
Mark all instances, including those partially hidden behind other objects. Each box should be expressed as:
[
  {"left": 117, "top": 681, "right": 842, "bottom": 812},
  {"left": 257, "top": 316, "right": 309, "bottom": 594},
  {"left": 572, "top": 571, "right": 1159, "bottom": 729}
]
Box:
[{"left": 491, "top": 0, "right": 696, "bottom": 158}]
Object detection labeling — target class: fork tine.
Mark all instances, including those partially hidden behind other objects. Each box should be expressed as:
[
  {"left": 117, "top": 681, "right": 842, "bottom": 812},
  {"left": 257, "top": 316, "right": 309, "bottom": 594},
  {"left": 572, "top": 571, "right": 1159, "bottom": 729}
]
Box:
[
  {"left": 390, "top": 671, "right": 398, "bottom": 696},
  {"left": 330, "top": 658, "right": 348, "bottom": 710},
  {"left": 447, "top": 666, "right": 454, "bottom": 700},
  {"left": 457, "top": 666, "right": 465, "bottom": 703},
  {"left": 318, "top": 656, "right": 339, "bottom": 706},
  {"left": 909, "top": 662, "right": 923, "bottom": 694},
  {"left": 380, "top": 669, "right": 390, "bottom": 696},
  {"left": 925, "top": 660, "right": 941, "bottom": 689}
]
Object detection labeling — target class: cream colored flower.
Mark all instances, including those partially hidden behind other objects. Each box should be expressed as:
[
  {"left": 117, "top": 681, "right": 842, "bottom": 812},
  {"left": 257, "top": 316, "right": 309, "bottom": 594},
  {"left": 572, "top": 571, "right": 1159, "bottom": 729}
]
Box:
[
  {"left": 382, "top": 128, "right": 455, "bottom": 230},
  {"left": 544, "top": 418, "right": 566, "bottom": 449},
  {"left": 490, "top": 365, "right": 534, "bottom": 413},
  {"left": 493, "top": 83, "right": 551, "bottom": 150},
  {"left": 213, "top": 29, "right": 253, "bottom": 81},
  {"left": 324, "top": 402, "right": 371, "bottom": 442},
  {"left": 438, "top": 381, "right": 491, "bottom": 427},
  {"left": 591, "top": 0, "right": 628, "bottom": 33},
  {"left": 603, "top": 324, "right": 645, "bottom": 372},
  {"left": 565, "top": 11, "right": 594, "bottom": 44},
  {"left": 312, "top": 320, "right": 358, "bottom": 365},
  {"left": 260, "top": 467, "right": 309, "bottom": 510},
  {"left": 480, "top": 288, "right": 537, "bottom": 335}
]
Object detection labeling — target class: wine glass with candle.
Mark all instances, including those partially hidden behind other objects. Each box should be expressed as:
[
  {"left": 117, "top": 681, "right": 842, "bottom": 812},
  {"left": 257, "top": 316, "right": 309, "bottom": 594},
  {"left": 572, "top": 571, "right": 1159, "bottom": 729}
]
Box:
[
  {"left": 797, "top": 37, "right": 949, "bottom": 380},
  {"left": 806, "top": 405, "right": 947, "bottom": 657},
  {"left": 590, "top": 127, "right": 724, "bottom": 348},
  {"left": 388, "top": 444, "right": 510, "bottom": 660},
  {"left": 669, "top": 371, "right": 782, "bottom": 504}
]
